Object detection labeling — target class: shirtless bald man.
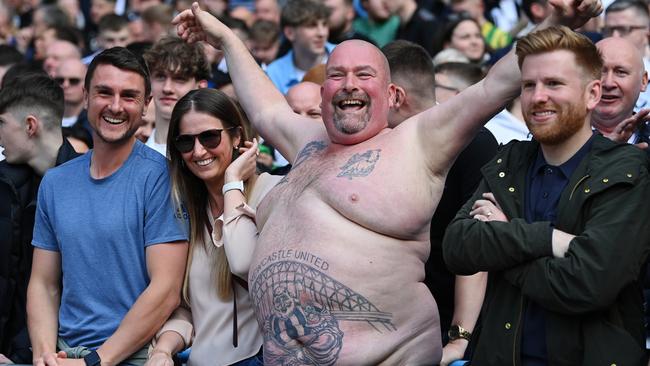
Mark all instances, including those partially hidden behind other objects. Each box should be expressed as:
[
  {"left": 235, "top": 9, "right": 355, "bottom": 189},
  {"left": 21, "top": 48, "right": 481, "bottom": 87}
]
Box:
[{"left": 174, "top": 1, "right": 601, "bottom": 364}]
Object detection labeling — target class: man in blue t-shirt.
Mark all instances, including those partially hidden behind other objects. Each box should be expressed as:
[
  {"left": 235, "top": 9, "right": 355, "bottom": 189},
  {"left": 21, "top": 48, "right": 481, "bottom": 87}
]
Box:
[{"left": 27, "top": 47, "right": 189, "bottom": 366}]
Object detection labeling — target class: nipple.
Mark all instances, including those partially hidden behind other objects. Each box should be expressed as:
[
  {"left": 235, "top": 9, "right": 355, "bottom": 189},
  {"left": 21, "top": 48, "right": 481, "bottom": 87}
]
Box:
[{"left": 349, "top": 193, "right": 359, "bottom": 202}]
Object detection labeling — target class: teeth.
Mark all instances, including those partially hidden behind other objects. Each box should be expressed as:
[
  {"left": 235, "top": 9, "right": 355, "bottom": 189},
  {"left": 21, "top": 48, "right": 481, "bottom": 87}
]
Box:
[
  {"left": 104, "top": 116, "right": 125, "bottom": 124},
  {"left": 341, "top": 100, "right": 363, "bottom": 106},
  {"left": 196, "top": 158, "right": 215, "bottom": 166},
  {"left": 533, "top": 111, "right": 554, "bottom": 116}
]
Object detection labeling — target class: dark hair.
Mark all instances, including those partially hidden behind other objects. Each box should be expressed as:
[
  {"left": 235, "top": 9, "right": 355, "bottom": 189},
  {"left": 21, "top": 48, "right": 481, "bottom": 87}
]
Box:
[
  {"left": 382, "top": 40, "right": 436, "bottom": 101},
  {"left": 0, "top": 45, "right": 23, "bottom": 67},
  {"left": 0, "top": 73, "right": 64, "bottom": 130},
  {"left": 167, "top": 88, "right": 250, "bottom": 301},
  {"left": 85, "top": 47, "right": 151, "bottom": 97},
  {"left": 250, "top": 19, "right": 280, "bottom": 44},
  {"left": 434, "top": 62, "right": 484, "bottom": 89},
  {"left": 126, "top": 41, "right": 154, "bottom": 58},
  {"left": 144, "top": 37, "right": 211, "bottom": 81},
  {"left": 432, "top": 14, "right": 487, "bottom": 60},
  {"left": 606, "top": 0, "right": 650, "bottom": 20},
  {"left": 280, "top": 0, "right": 331, "bottom": 29},
  {"left": 1, "top": 62, "right": 47, "bottom": 88},
  {"left": 98, "top": 13, "right": 130, "bottom": 33},
  {"left": 35, "top": 4, "right": 71, "bottom": 28},
  {"left": 48, "top": 25, "right": 85, "bottom": 48}
]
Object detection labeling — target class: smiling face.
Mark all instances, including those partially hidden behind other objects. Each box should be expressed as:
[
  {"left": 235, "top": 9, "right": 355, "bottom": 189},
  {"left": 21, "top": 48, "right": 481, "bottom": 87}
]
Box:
[
  {"left": 448, "top": 20, "right": 485, "bottom": 62},
  {"left": 321, "top": 40, "right": 394, "bottom": 144},
  {"left": 177, "top": 110, "right": 240, "bottom": 185},
  {"left": 520, "top": 50, "right": 599, "bottom": 145},
  {"left": 285, "top": 19, "right": 329, "bottom": 57},
  {"left": 85, "top": 64, "right": 150, "bottom": 145},
  {"left": 151, "top": 70, "right": 203, "bottom": 122},
  {"left": 593, "top": 37, "right": 648, "bottom": 129}
]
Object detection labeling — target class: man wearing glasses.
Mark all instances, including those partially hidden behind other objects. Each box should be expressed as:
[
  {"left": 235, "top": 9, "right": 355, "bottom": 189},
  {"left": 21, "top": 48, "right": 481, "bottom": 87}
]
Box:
[
  {"left": 604, "top": 0, "right": 650, "bottom": 110},
  {"left": 55, "top": 59, "right": 87, "bottom": 129}
]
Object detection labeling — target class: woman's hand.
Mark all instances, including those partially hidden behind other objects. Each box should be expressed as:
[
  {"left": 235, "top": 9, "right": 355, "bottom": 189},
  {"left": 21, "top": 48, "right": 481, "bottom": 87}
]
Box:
[
  {"left": 144, "top": 350, "right": 174, "bottom": 366},
  {"left": 225, "top": 138, "right": 259, "bottom": 183}
]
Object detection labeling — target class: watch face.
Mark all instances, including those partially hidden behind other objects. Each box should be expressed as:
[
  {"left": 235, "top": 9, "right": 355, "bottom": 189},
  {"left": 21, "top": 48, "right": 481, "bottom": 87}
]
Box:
[{"left": 449, "top": 326, "right": 460, "bottom": 339}]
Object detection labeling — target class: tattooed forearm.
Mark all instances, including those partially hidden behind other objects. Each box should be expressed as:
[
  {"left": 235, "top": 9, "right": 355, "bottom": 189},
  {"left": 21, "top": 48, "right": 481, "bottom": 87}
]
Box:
[{"left": 337, "top": 149, "right": 381, "bottom": 180}]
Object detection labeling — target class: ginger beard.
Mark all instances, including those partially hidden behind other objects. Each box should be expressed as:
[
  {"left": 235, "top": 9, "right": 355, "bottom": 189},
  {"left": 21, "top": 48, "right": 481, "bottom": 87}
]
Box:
[
  {"left": 524, "top": 98, "right": 588, "bottom": 146},
  {"left": 331, "top": 90, "right": 371, "bottom": 135}
]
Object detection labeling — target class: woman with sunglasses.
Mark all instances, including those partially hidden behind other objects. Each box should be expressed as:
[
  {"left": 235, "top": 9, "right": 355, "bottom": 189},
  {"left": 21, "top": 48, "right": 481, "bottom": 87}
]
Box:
[{"left": 145, "top": 88, "right": 282, "bottom": 366}]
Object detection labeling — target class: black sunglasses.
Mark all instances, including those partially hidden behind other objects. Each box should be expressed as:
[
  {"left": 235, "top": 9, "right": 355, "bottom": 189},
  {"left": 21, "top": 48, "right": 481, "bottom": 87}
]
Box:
[
  {"left": 174, "top": 127, "right": 236, "bottom": 153},
  {"left": 54, "top": 77, "right": 82, "bottom": 86}
]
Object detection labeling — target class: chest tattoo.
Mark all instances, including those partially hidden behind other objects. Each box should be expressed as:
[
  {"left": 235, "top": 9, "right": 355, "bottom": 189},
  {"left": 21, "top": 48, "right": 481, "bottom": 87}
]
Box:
[{"left": 337, "top": 149, "right": 382, "bottom": 180}]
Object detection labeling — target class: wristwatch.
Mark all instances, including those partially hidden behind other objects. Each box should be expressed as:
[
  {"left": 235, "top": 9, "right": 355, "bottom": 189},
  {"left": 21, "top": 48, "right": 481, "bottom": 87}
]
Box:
[
  {"left": 222, "top": 180, "right": 244, "bottom": 195},
  {"left": 83, "top": 350, "right": 101, "bottom": 366},
  {"left": 448, "top": 324, "right": 472, "bottom": 341}
]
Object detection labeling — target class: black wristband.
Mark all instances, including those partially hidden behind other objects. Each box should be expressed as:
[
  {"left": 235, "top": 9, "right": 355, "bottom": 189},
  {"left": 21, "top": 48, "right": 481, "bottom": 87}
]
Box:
[{"left": 83, "top": 350, "right": 101, "bottom": 366}]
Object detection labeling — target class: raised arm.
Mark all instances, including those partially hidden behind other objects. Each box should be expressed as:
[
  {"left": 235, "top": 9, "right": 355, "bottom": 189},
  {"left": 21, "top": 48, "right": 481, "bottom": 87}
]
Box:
[
  {"left": 173, "top": 3, "right": 324, "bottom": 163},
  {"left": 95, "top": 242, "right": 188, "bottom": 365},
  {"left": 413, "top": 0, "right": 603, "bottom": 176}
]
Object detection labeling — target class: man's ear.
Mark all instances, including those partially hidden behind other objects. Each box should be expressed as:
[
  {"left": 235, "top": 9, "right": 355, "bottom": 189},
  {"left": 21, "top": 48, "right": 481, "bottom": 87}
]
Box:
[
  {"left": 83, "top": 88, "right": 89, "bottom": 110},
  {"left": 393, "top": 85, "right": 406, "bottom": 109},
  {"left": 284, "top": 26, "right": 295, "bottom": 42},
  {"left": 25, "top": 115, "right": 39, "bottom": 137},
  {"left": 141, "top": 95, "right": 153, "bottom": 116},
  {"left": 586, "top": 79, "right": 601, "bottom": 110},
  {"left": 641, "top": 71, "right": 648, "bottom": 93},
  {"left": 198, "top": 79, "right": 208, "bottom": 89}
]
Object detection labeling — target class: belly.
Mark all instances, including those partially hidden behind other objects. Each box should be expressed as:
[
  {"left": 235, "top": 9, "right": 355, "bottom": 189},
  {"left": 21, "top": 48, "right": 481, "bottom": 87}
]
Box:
[{"left": 249, "top": 206, "right": 441, "bottom": 365}]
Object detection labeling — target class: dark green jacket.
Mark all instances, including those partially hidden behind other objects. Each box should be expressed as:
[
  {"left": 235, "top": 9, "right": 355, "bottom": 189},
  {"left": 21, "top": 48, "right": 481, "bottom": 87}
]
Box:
[{"left": 443, "top": 134, "right": 650, "bottom": 365}]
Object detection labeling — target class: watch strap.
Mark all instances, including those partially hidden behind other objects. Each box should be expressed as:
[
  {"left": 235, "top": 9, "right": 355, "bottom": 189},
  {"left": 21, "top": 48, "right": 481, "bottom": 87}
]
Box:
[
  {"left": 83, "top": 350, "right": 101, "bottom": 366},
  {"left": 222, "top": 180, "right": 244, "bottom": 195},
  {"left": 448, "top": 324, "right": 472, "bottom": 341}
]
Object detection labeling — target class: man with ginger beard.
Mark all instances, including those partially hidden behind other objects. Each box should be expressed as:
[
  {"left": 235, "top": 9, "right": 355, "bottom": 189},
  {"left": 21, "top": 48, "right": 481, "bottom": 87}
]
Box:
[
  {"left": 592, "top": 37, "right": 650, "bottom": 155},
  {"left": 443, "top": 26, "right": 650, "bottom": 364},
  {"left": 174, "top": 1, "right": 602, "bottom": 364}
]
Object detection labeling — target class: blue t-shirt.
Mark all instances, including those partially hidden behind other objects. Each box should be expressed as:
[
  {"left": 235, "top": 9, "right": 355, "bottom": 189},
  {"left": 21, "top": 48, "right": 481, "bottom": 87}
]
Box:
[{"left": 32, "top": 141, "right": 187, "bottom": 349}]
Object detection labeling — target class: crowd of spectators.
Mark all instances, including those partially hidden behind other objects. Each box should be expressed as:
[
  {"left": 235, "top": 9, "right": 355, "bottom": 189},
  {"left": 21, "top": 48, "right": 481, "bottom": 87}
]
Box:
[{"left": 1, "top": 0, "right": 650, "bottom": 364}]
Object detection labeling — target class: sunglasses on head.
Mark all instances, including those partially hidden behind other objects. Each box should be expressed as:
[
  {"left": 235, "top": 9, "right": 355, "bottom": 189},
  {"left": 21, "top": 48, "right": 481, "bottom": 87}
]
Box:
[
  {"left": 54, "top": 77, "right": 82, "bottom": 86},
  {"left": 174, "top": 127, "right": 237, "bottom": 153}
]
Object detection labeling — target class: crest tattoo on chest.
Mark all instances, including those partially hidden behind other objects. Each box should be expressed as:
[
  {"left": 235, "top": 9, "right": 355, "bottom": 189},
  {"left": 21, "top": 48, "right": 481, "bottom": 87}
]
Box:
[{"left": 337, "top": 149, "right": 381, "bottom": 180}]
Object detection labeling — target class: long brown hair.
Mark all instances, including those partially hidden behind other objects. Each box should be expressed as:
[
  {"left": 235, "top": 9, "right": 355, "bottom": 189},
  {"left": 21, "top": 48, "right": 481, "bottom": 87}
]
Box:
[{"left": 167, "top": 88, "right": 252, "bottom": 302}]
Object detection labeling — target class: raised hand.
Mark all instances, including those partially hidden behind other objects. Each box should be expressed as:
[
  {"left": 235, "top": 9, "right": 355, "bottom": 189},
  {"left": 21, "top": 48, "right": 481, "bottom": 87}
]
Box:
[
  {"left": 548, "top": 0, "right": 603, "bottom": 29},
  {"left": 172, "top": 2, "right": 231, "bottom": 48},
  {"left": 602, "top": 109, "right": 650, "bottom": 149},
  {"left": 225, "top": 138, "right": 260, "bottom": 183}
]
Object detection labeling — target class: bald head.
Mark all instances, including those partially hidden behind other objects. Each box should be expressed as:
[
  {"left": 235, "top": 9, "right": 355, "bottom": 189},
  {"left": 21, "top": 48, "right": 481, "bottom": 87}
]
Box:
[
  {"left": 593, "top": 37, "right": 648, "bottom": 130},
  {"left": 286, "top": 81, "right": 322, "bottom": 120},
  {"left": 321, "top": 39, "right": 396, "bottom": 145}
]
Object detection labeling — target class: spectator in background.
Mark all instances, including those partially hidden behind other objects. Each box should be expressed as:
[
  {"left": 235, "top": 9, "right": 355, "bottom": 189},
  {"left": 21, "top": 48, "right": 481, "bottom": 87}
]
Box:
[
  {"left": 353, "top": 0, "right": 400, "bottom": 47},
  {"left": 254, "top": 0, "right": 280, "bottom": 24},
  {"left": 0, "top": 73, "right": 79, "bottom": 365},
  {"left": 54, "top": 58, "right": 87, "bottom": 129},
  {"left": 324, "top": 0, "right": 374, "bottom": 44},
  {"left": 43, "top": 39, "right": 81, "bottom": 76},
  {"left": 89, "top": 0, "right": 116, "bottom": 27},
  {"left": 433, "top": 62, "right": 485, "bottom": 103},
  {"left": 604, "top": 0, "right": 650, "bottom": 111},
  {"left": 433, "top": 14, "right": 488, "bottom": 65},
  {"left": 135, "top": 99, "right": 155, "bottom": 142},
  {"left": 83, "top": 14, "right": 132, "bottom": 64},
  {"left": 249, "top": 19, "right": 281, "bottom": 67},
  {"left": 449, "top": 0, "right": 512, "bottom": 50},
  {"left": 385, "top": 0, "right": 441, "bottom": 56},
  {"left": 285, "top": 81, "right": 322, "bottom": 120},
  {"left": 57, "top": 0, "right": 85, "bottom": 29},
  {"left": 143, "top": 37, "right": 210, "bottom": 156},
  {"left": 265, "top": 0, "right": 333, "bottom": 94},
  {"left": 34, "top": 25, "right": 83, "bottom": 61},
  {"left": 141, "top": 4, "right": 174, "bottom": 43}
]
